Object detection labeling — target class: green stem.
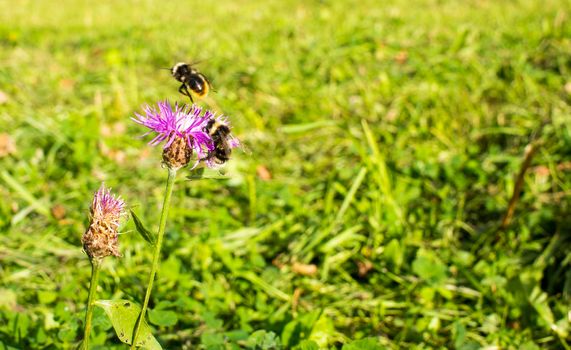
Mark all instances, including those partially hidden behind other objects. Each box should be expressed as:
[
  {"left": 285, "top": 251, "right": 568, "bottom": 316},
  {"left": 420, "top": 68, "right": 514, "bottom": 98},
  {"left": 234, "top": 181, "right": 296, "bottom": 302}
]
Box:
[
  {"left": 131, "top": 168, "right": 177, "bottom": 349},
  {"left": 82, "top": 257, "right": 102, "bottom": 350}
]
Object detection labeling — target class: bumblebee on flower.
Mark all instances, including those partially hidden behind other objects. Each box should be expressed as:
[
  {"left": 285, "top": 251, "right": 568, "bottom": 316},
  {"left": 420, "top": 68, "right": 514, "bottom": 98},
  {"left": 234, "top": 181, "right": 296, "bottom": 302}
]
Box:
[{"left": 132, "top": 101, "right": 240, "bottom": 170}]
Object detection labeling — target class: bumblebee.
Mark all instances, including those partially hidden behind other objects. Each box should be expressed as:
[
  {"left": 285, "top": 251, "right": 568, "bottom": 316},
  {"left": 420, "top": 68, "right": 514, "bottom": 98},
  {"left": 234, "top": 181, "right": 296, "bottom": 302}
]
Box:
[
  {"left": 202, "top": 119, "right": 233, "bottom": 165},
  {"left": 171, "top": 62, "right": 212, "bottom": 102}
]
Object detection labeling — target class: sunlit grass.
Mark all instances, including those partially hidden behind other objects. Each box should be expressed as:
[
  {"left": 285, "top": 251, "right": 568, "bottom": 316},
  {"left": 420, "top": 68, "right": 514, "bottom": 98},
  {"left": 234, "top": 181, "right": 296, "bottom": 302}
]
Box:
[{"left": 0, "top": 0, "right": 570, "bottom": 348}]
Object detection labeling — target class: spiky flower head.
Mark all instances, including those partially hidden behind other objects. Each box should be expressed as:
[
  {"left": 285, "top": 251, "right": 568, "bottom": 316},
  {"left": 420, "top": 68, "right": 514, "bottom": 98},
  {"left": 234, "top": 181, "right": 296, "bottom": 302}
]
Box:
[
  {"left": 82, "top": 185, "right": 125, "bottom": 260},
  {"left": 132, "top": 101, "right": 214, "bottom": 170}
]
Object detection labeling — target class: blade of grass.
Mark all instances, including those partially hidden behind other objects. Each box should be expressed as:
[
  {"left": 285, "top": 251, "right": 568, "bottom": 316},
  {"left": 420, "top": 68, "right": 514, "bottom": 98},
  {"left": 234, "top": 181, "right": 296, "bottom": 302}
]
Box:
[
  {"left": 301, "top": 167, "right": 367, "bottom": 256},
  {"left": 1, "top": 171, "right": 50, "bottom": 218}
]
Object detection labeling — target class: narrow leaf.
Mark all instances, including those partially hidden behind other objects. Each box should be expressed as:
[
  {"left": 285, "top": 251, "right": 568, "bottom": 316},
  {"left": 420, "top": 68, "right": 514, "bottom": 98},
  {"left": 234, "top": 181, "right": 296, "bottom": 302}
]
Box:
[
  {"left": 342, "top": 338, "right": 386, "bottom": 350},
  {"left": 237, "top": 271, "right": 291, "bottom": 302},
  {"left": 187, "top": 167, "right": 205, "bottom": 180},
  {"left": 95, "top": 300, "right": 162, "bottom": 350},
  {"left": 1, "top": 171, "right": 51, "bottom": 218},
  {"left": 130, "top": 210, "right": 155, "bottom": 245}
]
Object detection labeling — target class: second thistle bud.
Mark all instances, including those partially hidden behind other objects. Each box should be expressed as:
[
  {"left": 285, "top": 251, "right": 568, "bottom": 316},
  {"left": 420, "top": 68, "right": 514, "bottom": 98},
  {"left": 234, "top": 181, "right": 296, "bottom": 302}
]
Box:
[{"left": 82, "top": 185, "right": 125, "bottom": 260}]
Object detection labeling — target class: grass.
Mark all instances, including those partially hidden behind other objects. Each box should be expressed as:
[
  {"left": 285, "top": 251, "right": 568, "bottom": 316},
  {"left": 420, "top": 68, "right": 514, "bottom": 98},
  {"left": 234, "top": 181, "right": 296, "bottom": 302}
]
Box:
[{"left": 0, "top": 0, "right": 570, "bottom": 348}]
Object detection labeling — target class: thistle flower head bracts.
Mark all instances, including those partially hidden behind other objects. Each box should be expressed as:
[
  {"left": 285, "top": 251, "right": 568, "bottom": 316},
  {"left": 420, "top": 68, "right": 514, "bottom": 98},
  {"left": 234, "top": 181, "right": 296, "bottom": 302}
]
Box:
[
  {"left": 132, "top": 101, "right": 214, "bottom": 170},
  {"left": 82, "top": 185, "right": 125, "bottom": 260}
]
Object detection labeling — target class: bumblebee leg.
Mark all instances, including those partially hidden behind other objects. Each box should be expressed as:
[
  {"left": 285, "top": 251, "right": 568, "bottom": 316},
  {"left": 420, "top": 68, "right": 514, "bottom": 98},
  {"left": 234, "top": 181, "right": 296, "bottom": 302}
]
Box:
[
  {"left": 178, "top": 84, "right": 190, "bottom": 99},
  {"left": 179, "top": 84, "right": 194, "bottom": 103},
  {"left": 178, "top": 84, "right": 186, "bottom": 97}
]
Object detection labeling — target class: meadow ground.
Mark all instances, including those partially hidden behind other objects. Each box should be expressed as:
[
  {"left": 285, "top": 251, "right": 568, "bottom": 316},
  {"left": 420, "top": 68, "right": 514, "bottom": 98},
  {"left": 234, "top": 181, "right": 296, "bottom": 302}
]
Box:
[{"left": 0, "top": 0, "right": 570, "bottom": 349}]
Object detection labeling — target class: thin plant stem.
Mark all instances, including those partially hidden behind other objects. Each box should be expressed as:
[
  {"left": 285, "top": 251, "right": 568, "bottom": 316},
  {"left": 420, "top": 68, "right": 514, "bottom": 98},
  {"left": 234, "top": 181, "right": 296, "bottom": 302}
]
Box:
[
  {"left": 82, "top": 257, "right": 102, "bottom": 350},
  {"left": 131, "top": 168, "right": 177, "bottom": 349},
  {"left": 500, "top": 142, "right": 538, "bottom": 229}
]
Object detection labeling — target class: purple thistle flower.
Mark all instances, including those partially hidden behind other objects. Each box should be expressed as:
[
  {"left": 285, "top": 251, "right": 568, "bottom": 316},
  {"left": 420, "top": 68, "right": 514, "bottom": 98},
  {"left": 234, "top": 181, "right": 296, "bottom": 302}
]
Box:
[
  {"left": 82, "top": 185, "right": 125, "bottom": 259},
  {"left": 132, "top": 101, "right": 214, "bottom": 160},
  {"left": 91, "top": 185, "right": 125, "bottom": 224}
]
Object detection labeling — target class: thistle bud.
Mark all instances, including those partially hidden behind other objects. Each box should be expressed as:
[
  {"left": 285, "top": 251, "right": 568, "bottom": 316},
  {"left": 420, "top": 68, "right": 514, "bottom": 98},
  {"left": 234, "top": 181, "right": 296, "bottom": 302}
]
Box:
[
  {"left": 82, "top": 185, "right": 125, "bottom": 260},
  {"left": 162, "top": 136, "right": 192, "bottom": 170}
]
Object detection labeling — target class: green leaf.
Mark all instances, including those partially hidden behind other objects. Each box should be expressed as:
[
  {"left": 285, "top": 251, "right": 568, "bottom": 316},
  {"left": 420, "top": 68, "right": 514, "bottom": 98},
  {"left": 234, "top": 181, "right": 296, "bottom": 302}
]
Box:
[
  {"left": 384, "top": 239, "right": 403, "bottom": 268},
  {"left": 148, "top": 309, "right": 178, "bottom": 327},
  {"left": 37, "top": 290, "right": 57, "bottom": 304},
  {"left": 95, "top": 299, "right": 162, "bottom": 349},
  {"left": 57, "top": 321, "right": 78, "bottom": 342},
  {"left": 342, "top": 338, "right": 386, "bottom": 350},
  {"left": 453, "top": 321, "right": 466, "bottom": 348},
  {"left": 202, "top": 311, "right": 224, "bottom": 329},
  {"left": 520, "top": 341, "right": 541, "bottom": 350},
  {"left": 12, "top": 313, "right": 30, "bottom": 341},
  {"left": 201, "top": 332, "right": 225, "bottom": 347},
  {"left": 187, "top": 166, "right": 205, "bottom": 180},
  {"left": 187, "top": 167, "right": 231, "bottom": 180},
  {"left": 130, "top": 210, "right": 156, "bottom": 245},
  {"left": 246, "top": 330, "right": 281, "bottom": 349},
  {"left": 224, "top": 330, "right": 249, "bottom": 342},
  {"left": 282, "top": 310, "right": 322, "bottom": 348},
  {"left": 412, "top": 249, "right": 448, "bottom": 286},
  {"left": 295, "top": 340, "right": 319, "bottom": 350},
  {"left": 308, "top": 313, "right": 336, "bottom": 348}
]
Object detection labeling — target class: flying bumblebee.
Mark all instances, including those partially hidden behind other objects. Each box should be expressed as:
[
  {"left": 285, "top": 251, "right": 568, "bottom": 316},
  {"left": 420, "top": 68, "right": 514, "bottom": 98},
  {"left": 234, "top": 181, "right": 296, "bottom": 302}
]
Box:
[
  {"left": 170, "top": 62, "right": 212, "bottom": 102},
  {"left": 202, "top": 119, "right": 233, "bottom": 166}
]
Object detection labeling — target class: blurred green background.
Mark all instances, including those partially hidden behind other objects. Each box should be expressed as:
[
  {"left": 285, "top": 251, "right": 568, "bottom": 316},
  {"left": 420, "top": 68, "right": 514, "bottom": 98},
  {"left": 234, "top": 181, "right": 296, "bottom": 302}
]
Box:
[{"left": 1, "top": 0, "right": 570, "bottom": 349}]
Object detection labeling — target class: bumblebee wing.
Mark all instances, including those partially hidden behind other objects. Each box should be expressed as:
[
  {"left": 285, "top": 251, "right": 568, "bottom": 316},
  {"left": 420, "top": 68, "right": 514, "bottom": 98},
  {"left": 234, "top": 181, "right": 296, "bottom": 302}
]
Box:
[{"left": 199, "top": 73, "right": 213, "bottom": 89}]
